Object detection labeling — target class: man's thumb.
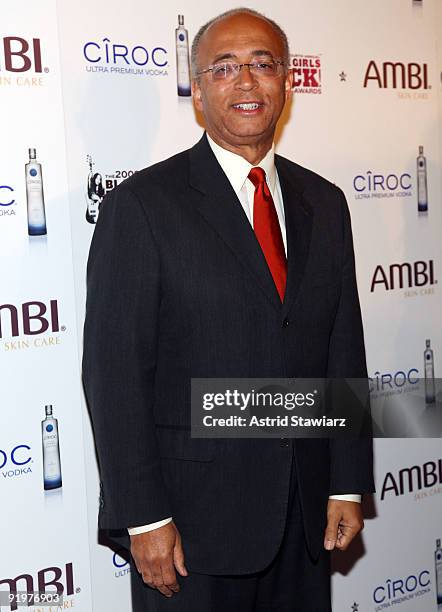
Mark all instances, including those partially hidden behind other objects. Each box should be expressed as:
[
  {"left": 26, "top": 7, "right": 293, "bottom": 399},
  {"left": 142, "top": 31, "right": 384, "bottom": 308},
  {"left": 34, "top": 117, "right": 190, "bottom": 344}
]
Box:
[
  {"left": 173, "top": 535, "right": 188, "bottom": 576},
  {"left": 324, "top": 517, "right": 339, "bottom": 551}
]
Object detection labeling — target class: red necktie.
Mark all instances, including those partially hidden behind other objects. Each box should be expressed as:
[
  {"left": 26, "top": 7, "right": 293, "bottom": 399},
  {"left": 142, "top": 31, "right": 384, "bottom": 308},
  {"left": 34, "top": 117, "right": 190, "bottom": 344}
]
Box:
[{"left": 248, "top": 167, "right": 287, "bottom": 301}]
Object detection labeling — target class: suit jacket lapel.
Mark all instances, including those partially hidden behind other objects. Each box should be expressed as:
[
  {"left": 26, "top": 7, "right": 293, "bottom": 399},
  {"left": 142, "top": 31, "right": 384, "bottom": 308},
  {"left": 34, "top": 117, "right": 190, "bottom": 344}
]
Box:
[
  {"left": 275, "top": 155, "right": 314, "bottom": 317},
  {"left": 189, "top": 133, "right": 281, "bottom": 311},
  {"left": 188, "top": 134, "right": 314, "bottom": 315}
]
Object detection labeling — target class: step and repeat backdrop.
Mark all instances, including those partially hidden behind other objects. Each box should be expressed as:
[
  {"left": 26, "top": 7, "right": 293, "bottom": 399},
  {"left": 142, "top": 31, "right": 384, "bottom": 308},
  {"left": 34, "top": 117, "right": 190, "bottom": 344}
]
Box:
[{"left": 1, "top": 0, "right": 441, "bottom": 610}]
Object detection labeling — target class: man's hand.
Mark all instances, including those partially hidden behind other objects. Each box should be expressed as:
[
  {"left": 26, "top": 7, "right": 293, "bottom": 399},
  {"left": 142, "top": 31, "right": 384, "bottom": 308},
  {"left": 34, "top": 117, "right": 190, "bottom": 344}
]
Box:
[
  {"left": 323, "top": 500, "right": 364, "bottom": 551},
  {"left": 130, "top": 522, "right": 188, "bottom": 597}
]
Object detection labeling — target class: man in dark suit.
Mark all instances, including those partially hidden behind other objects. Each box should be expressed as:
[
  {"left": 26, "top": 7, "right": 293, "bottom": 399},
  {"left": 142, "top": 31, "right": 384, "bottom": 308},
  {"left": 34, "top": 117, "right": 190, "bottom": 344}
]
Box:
[{"left": 83, "top": 7, "right": 374, "bottom": 611}]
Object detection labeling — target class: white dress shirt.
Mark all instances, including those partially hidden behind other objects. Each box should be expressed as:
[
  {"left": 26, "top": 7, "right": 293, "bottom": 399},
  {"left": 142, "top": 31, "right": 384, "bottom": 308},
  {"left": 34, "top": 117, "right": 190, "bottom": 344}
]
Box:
[{"left": 127, "top": 135, "right": 360, "bottom": 536}]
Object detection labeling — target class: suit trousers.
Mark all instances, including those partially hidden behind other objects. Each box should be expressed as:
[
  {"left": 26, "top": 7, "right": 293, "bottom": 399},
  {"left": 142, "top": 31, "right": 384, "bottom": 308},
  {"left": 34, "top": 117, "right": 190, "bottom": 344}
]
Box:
[{"left": 130, "top": 448, "right": 331, "bottom": 612}]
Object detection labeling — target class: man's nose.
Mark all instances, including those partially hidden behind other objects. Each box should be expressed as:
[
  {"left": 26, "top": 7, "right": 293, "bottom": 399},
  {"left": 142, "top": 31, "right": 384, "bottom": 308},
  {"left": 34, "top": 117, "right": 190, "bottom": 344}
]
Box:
[{"left": 235, "top": 65, "right": 258, "bottom": 89}]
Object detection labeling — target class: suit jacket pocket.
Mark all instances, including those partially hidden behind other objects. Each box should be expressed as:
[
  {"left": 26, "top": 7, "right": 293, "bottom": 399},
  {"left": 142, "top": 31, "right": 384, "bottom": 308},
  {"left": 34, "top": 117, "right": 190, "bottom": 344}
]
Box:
[{"left": 155, "top": 424, "right": 214, "bottom": 462}]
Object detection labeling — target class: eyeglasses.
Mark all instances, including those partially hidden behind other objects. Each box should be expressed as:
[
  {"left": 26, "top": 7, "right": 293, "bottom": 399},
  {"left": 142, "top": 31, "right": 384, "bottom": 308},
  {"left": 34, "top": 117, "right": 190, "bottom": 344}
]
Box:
[{"left": 196, "top": 60, "right": 285, "bottom": 82}]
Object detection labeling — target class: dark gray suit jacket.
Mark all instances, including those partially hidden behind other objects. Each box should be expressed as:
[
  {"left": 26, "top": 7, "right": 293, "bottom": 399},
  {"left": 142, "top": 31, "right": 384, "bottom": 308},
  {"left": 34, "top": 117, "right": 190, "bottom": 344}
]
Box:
[{"left": 82, "top": 132, "right": 375, "bottom": 575}]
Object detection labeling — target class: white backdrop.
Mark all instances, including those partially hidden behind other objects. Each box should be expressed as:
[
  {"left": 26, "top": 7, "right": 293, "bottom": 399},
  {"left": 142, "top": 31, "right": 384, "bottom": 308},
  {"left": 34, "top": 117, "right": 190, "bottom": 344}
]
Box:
[{"left": 1, "top": 1, "right": 441, "bottom": 610}]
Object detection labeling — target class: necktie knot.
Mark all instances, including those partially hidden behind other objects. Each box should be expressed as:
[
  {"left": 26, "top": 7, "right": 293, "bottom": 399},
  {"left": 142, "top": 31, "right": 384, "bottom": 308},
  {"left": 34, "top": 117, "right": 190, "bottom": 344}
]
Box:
[{"left": 248, "top": 166, "right": 266, "bottom": 188}]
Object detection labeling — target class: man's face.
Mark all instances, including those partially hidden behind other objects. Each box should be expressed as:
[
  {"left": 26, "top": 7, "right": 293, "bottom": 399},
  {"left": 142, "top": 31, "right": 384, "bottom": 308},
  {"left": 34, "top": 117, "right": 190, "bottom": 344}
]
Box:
[{"left": 192, "top": 13, "right": 293, "bottom": 148}]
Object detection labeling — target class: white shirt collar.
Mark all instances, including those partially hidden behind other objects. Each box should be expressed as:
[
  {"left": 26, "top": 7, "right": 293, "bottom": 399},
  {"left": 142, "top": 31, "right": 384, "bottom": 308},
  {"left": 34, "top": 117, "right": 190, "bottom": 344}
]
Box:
[{"left": 206, "top": 133, "right": 277, "bottom": 196}]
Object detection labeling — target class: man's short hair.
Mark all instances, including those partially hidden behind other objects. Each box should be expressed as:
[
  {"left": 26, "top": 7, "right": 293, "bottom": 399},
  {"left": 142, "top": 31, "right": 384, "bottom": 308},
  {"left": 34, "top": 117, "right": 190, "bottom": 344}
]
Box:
[{"left": 191, "top": 7, "right": 290, "bottom": 78}]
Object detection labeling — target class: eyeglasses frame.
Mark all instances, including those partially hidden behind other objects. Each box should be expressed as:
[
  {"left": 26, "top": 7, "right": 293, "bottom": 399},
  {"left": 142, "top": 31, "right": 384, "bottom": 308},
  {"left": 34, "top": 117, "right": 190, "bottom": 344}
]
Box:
[{"left": 195, "top": 59, "right": 286, "bottom": 80}]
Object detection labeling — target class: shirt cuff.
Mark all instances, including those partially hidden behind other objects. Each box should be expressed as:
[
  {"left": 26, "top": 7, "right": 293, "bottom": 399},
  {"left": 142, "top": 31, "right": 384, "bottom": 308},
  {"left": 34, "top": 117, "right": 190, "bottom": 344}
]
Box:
[
  {"left": 329, "top": 494, "right": 361, "bottom": 503},
  {"left": 128, "top": 517, "right": 173, "bottom": 535}
]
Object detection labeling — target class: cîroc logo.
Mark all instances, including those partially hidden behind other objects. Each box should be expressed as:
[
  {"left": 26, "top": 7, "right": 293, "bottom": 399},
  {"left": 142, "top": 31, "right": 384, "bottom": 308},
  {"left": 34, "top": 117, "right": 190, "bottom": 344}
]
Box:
[
  {"left": 0, "top": 185, "right": 15, "bottom": 205},
  {"left": 353, "top": 171, "right": 412, "bottom": 200},
  {"left": 0, "top": 185, "right": 16, "bottom": 216},
  {"left": 370, "top": 260, "right": 436, "bottom": 292},
  {"left": 369, "top": 369, "right": 419, "bottom": 394},
  {"left": 363, "top": 60, "right": 430, "bottom": 89},
  {"left": 0, "top": 562, "right": 75, "bottom": 611},
  {"left": 83, "top": 37, "right": 168, "bottom": 76},
  {"left": 0, "top": 444, "right": 32, "bottom": 480},
  {"left": 373, "top": 570, "right": 431, "bottom": 608},
  {"left": 112, "top": 549, "right": 130, "bottom": 578},
  {"left": 290, "top": 54, "right": 322, "bottom": 94}
]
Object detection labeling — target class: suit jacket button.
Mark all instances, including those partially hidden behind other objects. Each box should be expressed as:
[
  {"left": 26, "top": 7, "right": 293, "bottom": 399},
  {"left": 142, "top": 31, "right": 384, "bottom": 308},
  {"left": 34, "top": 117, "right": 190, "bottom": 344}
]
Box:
[{"left": 282, "top": 318, "right": 289, "bottom": 328}]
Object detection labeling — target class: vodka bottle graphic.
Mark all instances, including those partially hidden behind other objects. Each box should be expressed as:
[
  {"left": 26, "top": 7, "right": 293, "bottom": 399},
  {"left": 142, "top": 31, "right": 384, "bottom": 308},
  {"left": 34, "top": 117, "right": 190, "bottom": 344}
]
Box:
[
  {"left": 41, "top": 405, "right": 62, "bottom": 490},
  {"left": 435, "top": 539, "right": 442, "bottom": 607},
  {"left": 26, "top": 148, "right": 47, "bottom": 235},
  {"left": 417, "top": 145, "right": 428, "bottom": 212},
  {"left": 424, "top": 339, "right": 435, "bottom": 404},
  {"left": 175, "top": 15, "right": 191, "bottom": 96}
]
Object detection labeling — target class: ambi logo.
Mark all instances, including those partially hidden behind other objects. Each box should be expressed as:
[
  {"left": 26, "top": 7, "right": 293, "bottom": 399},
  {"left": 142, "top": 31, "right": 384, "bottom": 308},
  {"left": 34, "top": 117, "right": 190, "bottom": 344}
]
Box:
[
  {"left": 0, "top": 444, "right": 32, "bottom": 480},
  {"left": 363, "top": 60, "right": 431, "bottom": 100},
  {"left": 380, "top": 458, "right": 442, "bottom": 500},
  {"left": 0, "top": 185, "right": 16, "bottom": 216},
  {"left": 353, "top": 171, "right": 412, "bottom": 200},
  {"left": 0, "top": 37, "right": 43, "bottom": 72},
  {"left": 363, "top": 61, "right": 430, "bottom": 89},
  {"left": 0, "top": 300, "right": 59, "bottom": 338},
  {"left": 0, "top": 300, "right": 64, "bottom": 352},
  {"left": 0, "top": 562, "right": 75, "bottom": 611},
  {"left": 0, "top": 37, "right": 48, "bottom": 88},
  {"left": 370, "top": 260, "right": 437, "bottom": 293},
  {"left": 83, "top": 37, "right": 168, "bottom": 76}
]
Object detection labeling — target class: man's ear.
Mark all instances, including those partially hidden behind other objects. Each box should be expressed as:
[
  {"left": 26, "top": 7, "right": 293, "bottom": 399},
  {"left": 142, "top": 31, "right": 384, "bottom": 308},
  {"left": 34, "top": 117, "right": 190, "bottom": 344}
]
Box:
[
  {"left": 284, "top": 68, "right": 294, "bottom": 100},
  {"left": 192, "top": 79, "right": 203, "bottom": 111}
]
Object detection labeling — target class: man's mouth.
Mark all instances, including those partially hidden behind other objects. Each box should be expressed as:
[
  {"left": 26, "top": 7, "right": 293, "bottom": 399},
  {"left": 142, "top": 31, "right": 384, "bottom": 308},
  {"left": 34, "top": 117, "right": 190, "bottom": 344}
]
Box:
[{"left": 232, "top": 102, "right": 263, "bottom": 111}]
